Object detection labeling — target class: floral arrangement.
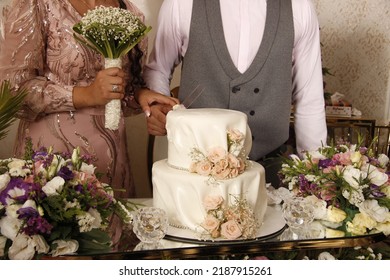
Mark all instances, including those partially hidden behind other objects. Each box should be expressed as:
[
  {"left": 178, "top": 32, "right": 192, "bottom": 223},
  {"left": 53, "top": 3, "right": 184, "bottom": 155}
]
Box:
[
  {"left": 0, "top": 143, "right": 133, "bottom": 260},
  {"left": 189, "top": 129, "right": 247, "bottom": 181},
  {"left": 200, "top": 194, "right": 258, "bottom": 240},
  {"left": 279, "top": 140, "right": 390, "bottom": 238},
  {"left": 0, "top": 80, "right": 27, "bottom": 141},
  {"left": 73, "top": 6, "right": 151, "bottom": 130}
]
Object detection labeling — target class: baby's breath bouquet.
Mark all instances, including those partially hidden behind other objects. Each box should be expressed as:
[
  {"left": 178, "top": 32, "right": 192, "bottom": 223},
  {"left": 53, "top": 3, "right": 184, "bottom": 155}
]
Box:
[
  {"left": 278, "top": 138, "right": 390, "bottom": 238},
  {"left": 73, "top": 6, "right": 151, "bottom": 130},
  {"left": 0, "top": 142, "right": 135, "bottom": 260}
]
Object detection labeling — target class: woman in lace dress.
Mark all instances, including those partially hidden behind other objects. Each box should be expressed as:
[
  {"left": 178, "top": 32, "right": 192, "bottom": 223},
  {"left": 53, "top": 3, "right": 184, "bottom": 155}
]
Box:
[{"left": 0, "top": 0, "right": 177, "bottom": 198}]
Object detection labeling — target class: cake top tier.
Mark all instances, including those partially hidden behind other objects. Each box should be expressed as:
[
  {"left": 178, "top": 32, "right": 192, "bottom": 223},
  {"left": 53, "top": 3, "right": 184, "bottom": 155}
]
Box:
[{"left": 166, "top": 106, "right": 252, "bottom": 172}]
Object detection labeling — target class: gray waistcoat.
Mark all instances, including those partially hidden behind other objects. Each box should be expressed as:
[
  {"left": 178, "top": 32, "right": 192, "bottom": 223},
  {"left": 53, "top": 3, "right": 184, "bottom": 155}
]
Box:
[{"left": 180, "top": 0, "right": 294, "bottom": 161}]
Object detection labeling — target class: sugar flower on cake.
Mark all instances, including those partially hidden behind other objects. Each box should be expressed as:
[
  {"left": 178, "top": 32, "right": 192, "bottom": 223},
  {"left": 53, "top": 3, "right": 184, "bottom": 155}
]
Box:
[
  {"left": 279, "top": 139, "right": 390, "bottom": 237},
  {"left": 200, "top": 194, "right": 258, "bottom": 240},
  {"left": 189, "top": 129, "right": 247, "bottom": 181},
  {"left": 0, "top": 140, "right": 134, "bottom": 260}
]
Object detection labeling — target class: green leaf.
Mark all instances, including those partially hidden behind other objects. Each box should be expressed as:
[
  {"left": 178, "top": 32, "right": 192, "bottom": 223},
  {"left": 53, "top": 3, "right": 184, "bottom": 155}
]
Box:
[
  {"left": 0, "top": 80, "right": 27, "bottom": 141},
  {"left": 76, "top": 229, "right": 112, "bottom": 254}
]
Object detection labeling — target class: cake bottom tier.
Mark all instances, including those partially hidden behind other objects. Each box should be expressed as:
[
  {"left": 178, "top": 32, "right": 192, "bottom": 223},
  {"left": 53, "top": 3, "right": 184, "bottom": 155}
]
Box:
[{"left": 152, "top": 160, "right": 268, "bottom": 236}]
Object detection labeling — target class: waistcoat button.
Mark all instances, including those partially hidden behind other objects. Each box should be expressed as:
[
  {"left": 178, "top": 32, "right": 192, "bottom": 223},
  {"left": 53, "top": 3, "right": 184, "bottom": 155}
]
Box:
[
  {"left": 232, "top": 86, "right": 241, "bottom": 93},
  {"left": 250, "top": 110, "right": 255, "bottom": 116},
  {"left": 254, "top": 88, "right": 260, "bottom": 93}
]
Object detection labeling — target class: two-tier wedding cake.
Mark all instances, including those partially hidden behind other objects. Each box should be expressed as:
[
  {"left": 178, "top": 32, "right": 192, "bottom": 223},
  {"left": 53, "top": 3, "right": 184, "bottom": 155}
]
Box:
[{"left": 152, "top": 106, "right": 267, "bottom": 240}]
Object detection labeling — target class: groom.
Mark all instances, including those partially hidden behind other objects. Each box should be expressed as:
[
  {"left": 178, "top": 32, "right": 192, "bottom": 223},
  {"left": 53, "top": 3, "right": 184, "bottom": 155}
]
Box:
[{"left": 137, "top": 0, "right": 327, "bottom": 187}]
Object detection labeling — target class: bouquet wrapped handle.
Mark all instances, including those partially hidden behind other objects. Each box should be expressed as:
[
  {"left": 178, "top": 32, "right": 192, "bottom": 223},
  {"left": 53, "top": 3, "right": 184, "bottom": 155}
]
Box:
[{"left": 104, "top": 58, "right": 122, "bottom": 130}]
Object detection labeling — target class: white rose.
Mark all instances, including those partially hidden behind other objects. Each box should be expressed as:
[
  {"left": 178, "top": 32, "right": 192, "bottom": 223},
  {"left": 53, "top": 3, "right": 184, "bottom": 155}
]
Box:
[
  {"left": 359, "top": 199, "right": 389, "bottom": 223},
  {"left": 381, "top": 185, "right": 390, "bottom": 198},
  {"left": 318, "top": 252, "right": 336, "bottom": 260},
  {"left": 342, "top": 165, "right": 366, "bottom": 188},
  {"left": 350, "top": 151, "right": 362, "bottom": 164},
  {"left": 346, "top": 221, "right": 367, "bottom": 236},
  {"left": 375, "top": 222, "right": 390, "bottom": 236},
  {"left": 80, "top": 162, "right": 96, "bottom": 175},
  {"left": 326, "top": 206, "right": 347, "bottom": 223},
  {"left": 50, "top": 240, "right": 79, "bottom": 257},
  {"left": 361, "top": 164, "right": 388, "bottom": 186},
  {"left": 377, "top": 153, "right": 389, "bottom": 168},
  {"left": 325, "top": 228, "right": 345, "bottom": 238},
  {"left": 0, "top": 235, "right": 7, "bottom": 257},
  {"left": 88, "top": 208, "right": 102, "bottom": 229},
  {"left": 0, "top": 215, "right": 22, "bottom": 240},
  {"left": 42, "top": 176, "right": 65, "bottom": 196},
  {"left": 351, "top": 213, "right": 377, "bottom": 230},
  {"left": 0, "top": 173, "right": 11, "bottom": 192},
  {"left": 8, "top": 234, "right": 36, "bottom": 260}
]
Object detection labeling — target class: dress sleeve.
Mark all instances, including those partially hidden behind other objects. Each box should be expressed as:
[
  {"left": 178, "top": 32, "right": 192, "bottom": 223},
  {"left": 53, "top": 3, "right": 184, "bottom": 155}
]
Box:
[{"left": 0, "top": 0, "right": 75, "bottom": 121}]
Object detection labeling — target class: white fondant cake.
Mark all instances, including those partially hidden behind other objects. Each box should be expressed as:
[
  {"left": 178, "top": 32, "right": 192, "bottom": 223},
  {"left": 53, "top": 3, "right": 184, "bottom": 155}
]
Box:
[{"left": 152, "top": 107, "right": 267, "bottom": 240}]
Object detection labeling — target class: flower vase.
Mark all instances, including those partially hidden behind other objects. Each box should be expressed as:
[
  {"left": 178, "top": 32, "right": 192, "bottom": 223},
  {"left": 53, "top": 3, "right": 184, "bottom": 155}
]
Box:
[{"left": 104, "top": 57, "right": 122, "bottom": 130}]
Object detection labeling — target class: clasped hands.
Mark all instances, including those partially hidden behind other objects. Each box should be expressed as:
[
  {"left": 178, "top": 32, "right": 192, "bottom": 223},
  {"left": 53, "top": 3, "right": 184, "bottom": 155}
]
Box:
[{"left": 73, "top": 68, "right": 179, "bottom": 135}]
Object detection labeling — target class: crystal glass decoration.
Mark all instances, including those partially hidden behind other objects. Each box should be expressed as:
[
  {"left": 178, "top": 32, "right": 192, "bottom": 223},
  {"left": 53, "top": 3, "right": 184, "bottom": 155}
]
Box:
[
  {"left": 281, "top": 196, "right": 314, "bottom": 240},
  {"left": 133, "top": 207, "right": 168, "bottom": 244}
]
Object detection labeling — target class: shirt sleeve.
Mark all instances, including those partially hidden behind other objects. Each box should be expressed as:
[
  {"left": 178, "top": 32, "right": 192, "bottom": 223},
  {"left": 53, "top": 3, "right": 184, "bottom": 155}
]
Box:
[
  {"left": 143, "top": 0, "right": 186, "bottom": 96},
  {"left": 291, "top": 0, "right": 328, "bottom": 156}
]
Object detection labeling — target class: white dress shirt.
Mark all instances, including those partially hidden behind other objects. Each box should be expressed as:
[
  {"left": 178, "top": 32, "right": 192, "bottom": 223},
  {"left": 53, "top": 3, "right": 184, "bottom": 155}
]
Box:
[{"left": 144, "top": 0, "right": 327, "bottom": 155}]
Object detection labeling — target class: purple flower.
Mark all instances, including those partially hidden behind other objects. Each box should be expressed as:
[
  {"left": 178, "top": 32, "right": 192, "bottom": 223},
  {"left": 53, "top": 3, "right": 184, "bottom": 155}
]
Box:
[
  {"left": 318, "top": 158, "right": 339, "bottom": 169},
  {"left": 17, "top": 206, "right": 39, "bottom": 219},
  {"left": 0, "top": 177, "right": 25, "bottom": 205},
  {"left": 22, "top": 216, "right": 53, "bottom": 236},
  {"left": 367, "top": 184, "right": 386, "bottom": 198},
  {"left": 57, "top": 166, "right": 74, "bottom": 181}
]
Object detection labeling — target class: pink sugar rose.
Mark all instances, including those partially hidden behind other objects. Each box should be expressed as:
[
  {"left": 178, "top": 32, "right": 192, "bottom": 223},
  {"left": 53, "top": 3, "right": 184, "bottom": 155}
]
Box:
[
  {"left": 227, "top": 129, "right": 244, "bottom": 142},
  {"left": 227, "top": 153, "right": 240, "bottom": 168},
  {"left": 195, "top": 160, "right": 213, "bottom": 176},
  {"left": 203, "top": 195, "right": 224, "bottom": 211},
  {"left": 221, "top": 220, "right": 242, "bottom": 239},
  {"left": 212, "top": 159, "right": 231, "bottom": 180},
  {"left": 207, "top": 147, "right": 227, "bottom": 163},
  {"left": 202, "top": 214, "right": 220, "bottom": 233}
]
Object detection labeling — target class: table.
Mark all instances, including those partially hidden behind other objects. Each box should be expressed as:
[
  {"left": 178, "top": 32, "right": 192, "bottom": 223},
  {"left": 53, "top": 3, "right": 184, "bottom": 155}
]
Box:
[{"left": 64, "top": 199, "right": 387, "bottom": 260}]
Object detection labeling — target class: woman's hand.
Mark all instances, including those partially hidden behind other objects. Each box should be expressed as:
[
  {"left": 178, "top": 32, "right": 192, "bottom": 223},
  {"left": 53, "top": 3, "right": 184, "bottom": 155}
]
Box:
[{"left": 72, "top": 67, "right": 126, "bottom": 108}]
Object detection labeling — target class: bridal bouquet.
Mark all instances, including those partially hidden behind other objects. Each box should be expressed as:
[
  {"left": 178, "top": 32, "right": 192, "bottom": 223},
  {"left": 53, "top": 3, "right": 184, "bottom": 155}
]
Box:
[
  {"left": 0, "top": 143, "right": 133, "bottom": 260},
  {"left": 73, "top": 5, "right": 151, "bottom": 130},
  {"left": 279, "top": 140, "right": 390, "bottom": 238}
]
